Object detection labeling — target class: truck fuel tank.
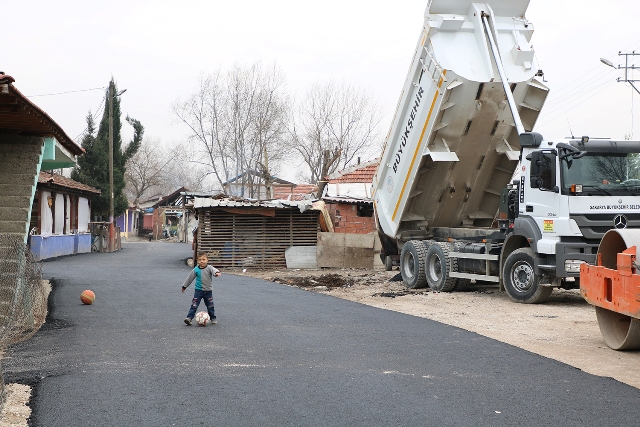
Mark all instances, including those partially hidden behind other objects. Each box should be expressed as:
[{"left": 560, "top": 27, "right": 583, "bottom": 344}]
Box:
[{"left": 456, "top": 241, "right": 501, "bottom": 276}]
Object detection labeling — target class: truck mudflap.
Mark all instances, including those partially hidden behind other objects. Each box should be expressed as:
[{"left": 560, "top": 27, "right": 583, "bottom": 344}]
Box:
[{"left": 580, "top": 229, "right": 640, "bottom": 350}]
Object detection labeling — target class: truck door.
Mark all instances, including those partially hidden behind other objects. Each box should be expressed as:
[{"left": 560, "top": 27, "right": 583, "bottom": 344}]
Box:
[{"left": 524, "top": 151, "right": 563, "bottom": 244}]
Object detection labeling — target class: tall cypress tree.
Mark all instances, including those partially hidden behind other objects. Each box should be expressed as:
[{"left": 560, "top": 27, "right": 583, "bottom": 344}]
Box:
[{"left": 72, "top": 78, "right": 143, "bottom": 219}]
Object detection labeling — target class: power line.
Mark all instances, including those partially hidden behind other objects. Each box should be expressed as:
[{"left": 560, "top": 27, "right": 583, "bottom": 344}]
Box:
[
  {"left": 74, "top": 96, "right": 107, "bottom": 142},
  {"left": 542, "top": 79, "right": 614, "bottom": 117},
  {"left": 544, "top": 68, "right": 615, "bottom": 107},
  {"left": 538, "top": 80, "right": 617, "bottom": 127},
  {"left": 26, "top": 87, "right": 105, "bottom": 97}
]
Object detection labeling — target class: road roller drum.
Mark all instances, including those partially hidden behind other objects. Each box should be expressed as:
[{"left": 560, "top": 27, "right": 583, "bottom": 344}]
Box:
[{"left": 580, "top": 229, "right": 640, "bottom": 350}]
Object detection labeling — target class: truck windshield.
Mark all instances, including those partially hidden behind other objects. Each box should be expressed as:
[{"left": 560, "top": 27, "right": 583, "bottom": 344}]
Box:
[{"left": 561, "top": 153, "right": 640, "bottom": 195}]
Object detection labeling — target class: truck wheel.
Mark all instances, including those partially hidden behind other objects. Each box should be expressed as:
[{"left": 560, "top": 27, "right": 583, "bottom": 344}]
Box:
[
  {"left": 384, "top": 255, "right": 393, "bottom": 271},
  {"left": 425, "top": 242, "right": 458, "bottom": 292},
  {"left": 503, "top": 247, "right": 552, "bottom": 304},
  {"left": 400, "top": 240, "right": 428, "bottom": 289}
]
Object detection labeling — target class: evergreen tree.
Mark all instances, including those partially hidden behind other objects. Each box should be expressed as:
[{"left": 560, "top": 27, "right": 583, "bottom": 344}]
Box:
[{"left": 72, "top": 79, "right": 143, "bottom": 219}]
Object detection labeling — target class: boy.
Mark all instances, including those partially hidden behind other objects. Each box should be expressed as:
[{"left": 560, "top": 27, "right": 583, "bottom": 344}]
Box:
[{"left": 182, "top": 251, "right": 221, "bottom": 325}]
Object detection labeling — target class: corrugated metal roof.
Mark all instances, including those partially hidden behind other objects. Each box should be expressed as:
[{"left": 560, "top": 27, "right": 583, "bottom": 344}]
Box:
[
  {"left": 152, "top": 186, "right": 188, "bottom": 208},
  {"left": 38, "top": 171, "right": 100, "bottom": 195},
  {"left": 322, "top": 196, "right": 373, "bottom": 205},
  {"left": 193, "top": 196, "right": 314, "bottom": 213},
  {"left": 0, "top": 75, "right": 83, "bottom": 155},
  {"left": 222, "top": 169, "right": 295, "bottom": 186}
]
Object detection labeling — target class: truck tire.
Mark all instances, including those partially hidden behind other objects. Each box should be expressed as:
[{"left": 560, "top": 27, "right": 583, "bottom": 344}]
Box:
[
  {"left": 400, "top": 240, "right": 428, "bottom": 289},
  {"left": 503, "top": 247, "right": 553, "bottom": 304},
  {"left": 425, "top": 242, "right": 458, "bottom": 292},
  {"left": 384, "top": 255, "right": 393, "bottom": 271}
]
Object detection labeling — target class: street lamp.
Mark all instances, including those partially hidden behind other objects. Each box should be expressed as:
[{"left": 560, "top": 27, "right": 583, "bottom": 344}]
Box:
[
  {"left": 600, "top": 57, "right": 616, "bottom": 68},
  {"left": 108, "top": 82, "right": 127, "bottom": 252}
]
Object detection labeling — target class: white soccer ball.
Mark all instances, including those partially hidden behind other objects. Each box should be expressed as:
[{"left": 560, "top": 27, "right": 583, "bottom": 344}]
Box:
[{"left": 195, "top": 311, "right": 210, "bottom": 326}]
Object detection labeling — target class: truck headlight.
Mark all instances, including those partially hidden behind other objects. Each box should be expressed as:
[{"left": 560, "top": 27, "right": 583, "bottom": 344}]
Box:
[{"left": 565, "top": 260, "right": 585, "bottom": 273}]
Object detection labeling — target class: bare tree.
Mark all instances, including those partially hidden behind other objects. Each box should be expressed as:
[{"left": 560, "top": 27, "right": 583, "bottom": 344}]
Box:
[
  {"left": 173, "top": 62, "right": 289, "bottom": 198},
  {"left": 125, "top": 137, "right": 180, "bottom": 204},
  {"left": 290, "top": 81, "right": 383, "bottom": 196},
  {"left": 163, "top": 144, "right": 214, "bottom": 193}
]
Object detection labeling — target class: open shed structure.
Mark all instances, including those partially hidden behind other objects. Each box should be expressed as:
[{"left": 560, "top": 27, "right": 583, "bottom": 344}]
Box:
[{"left": 193, "top": 197, "right": 319, "bottom": 268}]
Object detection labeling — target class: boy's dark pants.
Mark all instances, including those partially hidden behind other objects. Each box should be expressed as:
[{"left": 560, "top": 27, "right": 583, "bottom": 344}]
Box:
[{"left": 187, "top": 290, "right": 216, "bottom": 320}]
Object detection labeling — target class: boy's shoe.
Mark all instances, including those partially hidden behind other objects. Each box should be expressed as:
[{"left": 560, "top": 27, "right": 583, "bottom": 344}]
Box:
[
  {"left": 210, "top": 317, "right": 217, "bottom": 324},
  {"left": 184, "top": 318, "right": 192, "bottom": 325}
]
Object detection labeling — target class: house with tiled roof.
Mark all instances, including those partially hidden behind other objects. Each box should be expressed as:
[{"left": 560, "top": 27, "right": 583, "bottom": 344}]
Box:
[
  {"left": 29, "top": 171, "right": 101, "bottom": 260},
  {"left": 323, "top": 159, "right": 379, "bottom": 234},
  {"left": 272, "top": 183, "right": 318, "bottom": 201}
]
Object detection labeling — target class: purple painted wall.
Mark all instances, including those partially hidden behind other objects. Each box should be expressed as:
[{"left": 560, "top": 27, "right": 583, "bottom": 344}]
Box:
[
  {"left": 115, "top": 210, "right": 138, "bottom": 232},
  {"left": 29, "top": 233, "right": 92, "bottom": 261},
  {"left": 116, "top": 214, "right": 125, "bottom": 231}
]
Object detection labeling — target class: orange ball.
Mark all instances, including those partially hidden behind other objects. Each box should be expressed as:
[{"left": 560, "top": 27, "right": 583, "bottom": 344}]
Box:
[{"left": 81, "top": 290, "right": 95, "bottom": 305}]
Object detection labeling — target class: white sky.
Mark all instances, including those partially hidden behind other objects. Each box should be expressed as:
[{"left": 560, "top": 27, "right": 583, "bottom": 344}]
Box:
[{"left": 5, "top": 0, "right": 640, "bottom": 181}]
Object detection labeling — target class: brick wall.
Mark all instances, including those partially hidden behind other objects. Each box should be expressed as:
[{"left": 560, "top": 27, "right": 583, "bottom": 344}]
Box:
[{"left": 326, "top": 203, "right": 376, "bottom": 234}]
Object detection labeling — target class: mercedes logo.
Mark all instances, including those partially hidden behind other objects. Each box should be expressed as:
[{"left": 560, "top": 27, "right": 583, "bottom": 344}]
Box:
[{"left": 613, "top": 214, "right": 628, "bottom": 229}]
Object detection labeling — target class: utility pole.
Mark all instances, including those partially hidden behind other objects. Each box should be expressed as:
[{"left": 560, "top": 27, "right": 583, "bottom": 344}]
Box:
[
  {"left": 618, "top": 52, "right": 640, "bottom": 95},
  {"left": 107, "top": 81, "right": 127, "bottom": 252},
  {"left": 601, "top": 52, "right": 640, "bottom": 95},
  {"left": 108, "top": 81, "right": 115, "bottom": 252},
  {"left": 262, "top": 144, "right": 272, "bottom": 199}
]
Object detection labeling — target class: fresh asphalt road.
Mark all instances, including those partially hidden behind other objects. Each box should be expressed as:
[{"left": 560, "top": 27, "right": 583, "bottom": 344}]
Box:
[{"left": 4, "top": 242, "right": 639, "bottom": 426}]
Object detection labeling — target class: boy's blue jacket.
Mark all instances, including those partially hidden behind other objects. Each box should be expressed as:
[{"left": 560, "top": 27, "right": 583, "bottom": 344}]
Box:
[{"left": 182, "top": 265, "right": 219, "bottom": 291}]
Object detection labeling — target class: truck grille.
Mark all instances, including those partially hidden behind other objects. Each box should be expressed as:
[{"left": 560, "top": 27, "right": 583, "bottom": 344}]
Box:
[
  {"left": 581, "top": 213, "right": 640, "bottom": 221},
  {"left": 571, "top": 214, "right": 640, "bottom": 240}
]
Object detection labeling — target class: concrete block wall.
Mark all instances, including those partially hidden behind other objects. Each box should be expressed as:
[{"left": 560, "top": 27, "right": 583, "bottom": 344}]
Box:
[
  {"left": 317, "top": 232, "right": 375, "bottom": 268},
  {"left": 0, "top": 135, "right": 43, "bottom": 242},
  {"left": 0, "top": 136, "right": 44, "bottom": 407},
  {"left": 326, "top": 203, "right": 376, "bottom": 234}
]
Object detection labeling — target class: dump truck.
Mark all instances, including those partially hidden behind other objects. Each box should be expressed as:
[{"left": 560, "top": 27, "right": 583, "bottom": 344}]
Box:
[
  {"left": 580, "top": 229, "right": 640, "bottom": 350},
  {"left": 373, "top": 0, "right": 640, "bottom": 303}
]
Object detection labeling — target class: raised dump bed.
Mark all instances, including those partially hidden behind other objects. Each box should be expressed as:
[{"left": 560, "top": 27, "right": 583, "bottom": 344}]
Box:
[{"left": 373, "top": 0, "right": 547, "bottom": 239}]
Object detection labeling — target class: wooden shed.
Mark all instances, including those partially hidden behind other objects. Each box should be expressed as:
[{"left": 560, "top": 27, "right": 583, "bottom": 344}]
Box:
[{"left": 193, "top": 197, "right": 319, "bottom": 269}]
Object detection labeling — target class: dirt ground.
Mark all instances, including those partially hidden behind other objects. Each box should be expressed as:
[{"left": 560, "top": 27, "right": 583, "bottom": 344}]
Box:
[
  {"left": 0, "top": 385, "right": 30, "bottom": 426},
  {"left": 229, "top": 267, "right": 640, "bottom": 390}
]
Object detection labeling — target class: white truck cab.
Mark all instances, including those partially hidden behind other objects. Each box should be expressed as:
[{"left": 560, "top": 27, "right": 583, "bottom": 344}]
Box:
[{"left": 514, "top": 135, "right": 640, "bottom": 280}]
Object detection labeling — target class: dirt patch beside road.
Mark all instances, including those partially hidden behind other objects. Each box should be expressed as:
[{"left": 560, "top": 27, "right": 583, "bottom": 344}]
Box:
[{"left": 231, "top": 268, "right": 640, "bottom": 389}]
